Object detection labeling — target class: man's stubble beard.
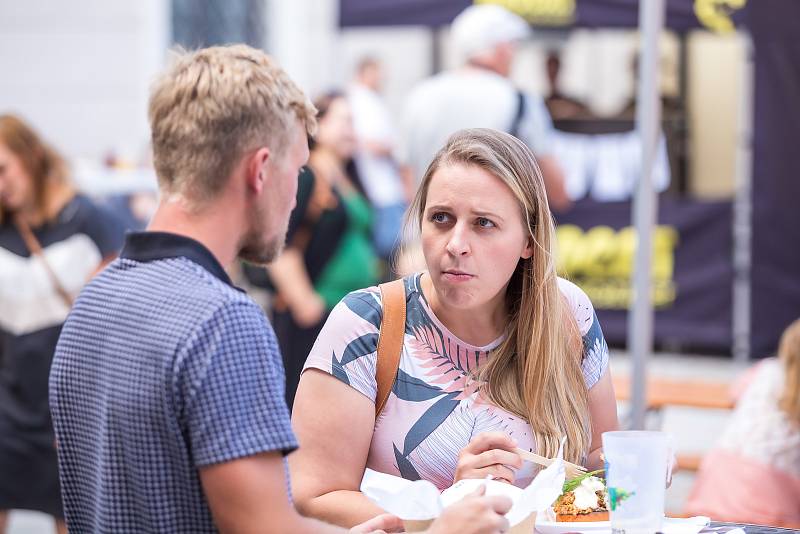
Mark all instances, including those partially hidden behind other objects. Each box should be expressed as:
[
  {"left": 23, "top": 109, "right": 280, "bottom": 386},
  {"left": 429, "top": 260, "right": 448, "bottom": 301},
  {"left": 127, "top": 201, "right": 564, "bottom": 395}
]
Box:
[{"left": 237, "top": 204, "right": 287, "bottom": 266}]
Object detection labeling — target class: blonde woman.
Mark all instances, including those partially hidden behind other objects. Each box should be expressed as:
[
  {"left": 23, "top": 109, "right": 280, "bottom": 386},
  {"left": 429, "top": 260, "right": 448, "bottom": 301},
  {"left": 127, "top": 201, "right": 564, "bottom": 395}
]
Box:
[
  {"left": 289, "top": 128, "right": 619, "bottom": 527},
  {"left": 686, "top": 318, "right": 800, "bottom": 526}
]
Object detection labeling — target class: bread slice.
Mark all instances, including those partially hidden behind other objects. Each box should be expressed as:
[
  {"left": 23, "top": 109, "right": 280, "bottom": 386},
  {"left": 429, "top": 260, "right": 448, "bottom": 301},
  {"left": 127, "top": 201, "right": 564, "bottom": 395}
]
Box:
[
  {"left": 555, "top": 510, "right": 609, "bottom": 522},
  {"left": 553, "top": 485, "right": 609, "bottom": 522}
]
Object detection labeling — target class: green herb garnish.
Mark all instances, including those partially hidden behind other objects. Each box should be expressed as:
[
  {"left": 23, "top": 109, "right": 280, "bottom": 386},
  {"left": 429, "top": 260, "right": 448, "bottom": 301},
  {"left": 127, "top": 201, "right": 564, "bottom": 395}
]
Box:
[{"left": 561, "top": 469, "right": 605, "bottom": 494}]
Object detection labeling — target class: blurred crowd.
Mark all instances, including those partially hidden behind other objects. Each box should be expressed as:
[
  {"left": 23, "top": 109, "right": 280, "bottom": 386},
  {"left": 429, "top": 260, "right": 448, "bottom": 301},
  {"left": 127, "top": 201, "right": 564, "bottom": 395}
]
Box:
[{"left": 0, "top": 4, "right": 798, "bottom": 533}]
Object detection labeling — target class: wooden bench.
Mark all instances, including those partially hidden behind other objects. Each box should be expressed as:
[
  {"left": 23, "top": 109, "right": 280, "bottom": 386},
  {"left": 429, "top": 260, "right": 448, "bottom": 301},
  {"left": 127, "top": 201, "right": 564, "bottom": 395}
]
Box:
[
  {"left": 612, "top": 375, "right": 735, "bottom": 411},
  {"left": 612, "top": 374, "right": 735, "bottom": 472}
]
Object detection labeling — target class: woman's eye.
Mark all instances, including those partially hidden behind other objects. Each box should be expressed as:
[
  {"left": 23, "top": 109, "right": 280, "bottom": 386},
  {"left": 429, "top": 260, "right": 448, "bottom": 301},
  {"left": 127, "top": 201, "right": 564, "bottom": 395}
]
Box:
[
  {"left": 477, "top": 217, "right": 495, "bottom": 228},
  {"left": 431, "top": 212, "right": 450, "bottom": 223}
]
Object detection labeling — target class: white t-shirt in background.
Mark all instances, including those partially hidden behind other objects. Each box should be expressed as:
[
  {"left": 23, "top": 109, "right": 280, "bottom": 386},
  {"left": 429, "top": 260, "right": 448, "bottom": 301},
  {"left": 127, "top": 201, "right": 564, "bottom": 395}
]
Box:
[
  {"left": 348, "top": 83, "right": 406, "bottom": 208},
  {"left": 400, "top": 68, "right": 555, "bottom": 183}
]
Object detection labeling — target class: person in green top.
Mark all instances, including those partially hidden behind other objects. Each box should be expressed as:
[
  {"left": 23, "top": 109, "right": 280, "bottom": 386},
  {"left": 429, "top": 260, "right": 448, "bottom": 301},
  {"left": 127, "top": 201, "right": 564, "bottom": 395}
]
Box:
[{"left": 265, "top": 92, "right": 381, "bottom": 409}]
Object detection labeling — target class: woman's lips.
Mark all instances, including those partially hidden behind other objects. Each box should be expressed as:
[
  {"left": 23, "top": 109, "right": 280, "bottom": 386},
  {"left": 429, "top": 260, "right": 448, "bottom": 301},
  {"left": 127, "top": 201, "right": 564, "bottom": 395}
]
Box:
[{"left": 441, "top": 270, "right": 474, "bottom": 282}]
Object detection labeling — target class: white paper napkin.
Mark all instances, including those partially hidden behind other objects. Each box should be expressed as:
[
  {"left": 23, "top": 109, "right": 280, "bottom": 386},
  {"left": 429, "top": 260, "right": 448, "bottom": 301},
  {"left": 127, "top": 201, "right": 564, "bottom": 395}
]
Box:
[{"left": 360, "top": 439, "right": 567, "bottom": 525}]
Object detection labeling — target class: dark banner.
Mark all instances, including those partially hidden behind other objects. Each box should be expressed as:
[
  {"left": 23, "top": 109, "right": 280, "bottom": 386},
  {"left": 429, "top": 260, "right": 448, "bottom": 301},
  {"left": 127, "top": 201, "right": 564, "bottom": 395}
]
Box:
[
  {"left": 339, "top": 0, "right": 747, "bottom": 32},
  {"left": 748, "top": 0, "right": 800, "bottom": 358},
  {"left": 555, "top": 197, "right": 733, "bottom": 352}
]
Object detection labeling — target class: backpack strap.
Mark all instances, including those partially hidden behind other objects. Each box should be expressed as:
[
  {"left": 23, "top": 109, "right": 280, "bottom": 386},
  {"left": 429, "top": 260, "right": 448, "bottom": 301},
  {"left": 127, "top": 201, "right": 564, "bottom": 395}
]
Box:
[
  {"left": 375, "top": 278, "right": 406, "bottom": 419},
  {"left": 509, "top": 89, "right": 526, "bottom": 139}
]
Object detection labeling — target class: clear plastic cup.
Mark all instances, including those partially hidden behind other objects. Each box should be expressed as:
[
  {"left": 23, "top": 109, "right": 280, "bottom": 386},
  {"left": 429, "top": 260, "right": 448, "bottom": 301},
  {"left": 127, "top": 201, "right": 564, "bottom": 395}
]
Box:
[{"left": 602, "top": 431, "right": 669, "bottom": 534}]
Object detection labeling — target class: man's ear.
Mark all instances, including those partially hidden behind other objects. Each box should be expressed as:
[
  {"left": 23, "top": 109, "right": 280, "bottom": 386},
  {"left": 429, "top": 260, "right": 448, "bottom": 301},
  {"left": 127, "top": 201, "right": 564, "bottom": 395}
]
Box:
[{"left": 247, "top": 147, "right": 271, "bottom": 195}]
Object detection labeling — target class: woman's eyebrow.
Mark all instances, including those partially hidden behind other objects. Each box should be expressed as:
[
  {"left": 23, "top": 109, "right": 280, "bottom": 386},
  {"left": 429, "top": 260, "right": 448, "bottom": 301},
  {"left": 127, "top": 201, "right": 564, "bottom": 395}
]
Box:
[
  {"left": 471, "top": 209, "right": 505, "bottom": 222},
  {"left": 425, "top": 203, "right": 451, "bottom": 213},
  {"left": 426, "top": 204, "right": 506, "bottom": 222}
]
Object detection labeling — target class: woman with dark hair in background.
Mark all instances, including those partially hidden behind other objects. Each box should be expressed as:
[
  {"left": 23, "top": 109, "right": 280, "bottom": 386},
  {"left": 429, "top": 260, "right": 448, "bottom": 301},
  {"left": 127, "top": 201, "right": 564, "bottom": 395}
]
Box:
[
  {"left": 0, "top": 115, "right": 122, "bottom": 533},
  {"left": 263, "top": 92, "right": 381, "bottom": 410}
]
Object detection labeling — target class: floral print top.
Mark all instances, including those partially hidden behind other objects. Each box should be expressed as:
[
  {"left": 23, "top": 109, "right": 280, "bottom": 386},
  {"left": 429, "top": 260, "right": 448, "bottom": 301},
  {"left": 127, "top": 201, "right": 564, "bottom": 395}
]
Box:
[{"left": 303, "top": 273, "right": 609, "bottom": 489}]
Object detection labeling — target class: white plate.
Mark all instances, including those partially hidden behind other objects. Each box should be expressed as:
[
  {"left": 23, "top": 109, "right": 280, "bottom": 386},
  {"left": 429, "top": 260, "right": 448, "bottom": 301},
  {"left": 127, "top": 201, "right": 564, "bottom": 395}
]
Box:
[
  {"left": 535, "top": 519, "right": 611, "bottom": 534},
  {"left": 535, "top": 516, "right": 710, "bottom": 534}
]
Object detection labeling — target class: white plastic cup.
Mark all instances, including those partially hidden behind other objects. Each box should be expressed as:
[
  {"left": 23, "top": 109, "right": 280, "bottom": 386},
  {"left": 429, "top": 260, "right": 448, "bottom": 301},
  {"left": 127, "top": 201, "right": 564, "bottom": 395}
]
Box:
[{"left": 602, "top": 431, "right": 669, "bottom": 534}]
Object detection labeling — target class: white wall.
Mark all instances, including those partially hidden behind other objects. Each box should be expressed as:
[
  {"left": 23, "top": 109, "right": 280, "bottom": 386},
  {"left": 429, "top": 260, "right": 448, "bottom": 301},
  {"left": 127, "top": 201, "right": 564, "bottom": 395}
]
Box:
[
  {"left": 266, "top": 0, "right": 337, "bottom": 99},
  {"left": 0, "top": 0, "right": 169, "bottom": 162},
  {"left": 687, "top": 30, "right": 745, "bottom": 198}
]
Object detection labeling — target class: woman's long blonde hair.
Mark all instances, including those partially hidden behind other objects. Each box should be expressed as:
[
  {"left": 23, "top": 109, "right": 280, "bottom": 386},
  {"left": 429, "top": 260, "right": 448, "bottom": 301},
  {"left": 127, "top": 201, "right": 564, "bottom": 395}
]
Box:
[
  {"left": 404, "top": 128, "right": 588, "bottom": 463},
  {"left": 0, "top": 114, "right": 73, "bottom": 225},
  {"left": 778, "top": 318, "right": 800, "bottom": 426}
]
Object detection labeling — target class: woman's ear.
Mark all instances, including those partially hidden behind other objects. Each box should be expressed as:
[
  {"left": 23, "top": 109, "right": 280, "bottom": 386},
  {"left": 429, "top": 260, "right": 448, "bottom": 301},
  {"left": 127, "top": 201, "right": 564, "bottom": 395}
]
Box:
[{"left": 521, "top": 238, "right": 534, "bottom": 260}]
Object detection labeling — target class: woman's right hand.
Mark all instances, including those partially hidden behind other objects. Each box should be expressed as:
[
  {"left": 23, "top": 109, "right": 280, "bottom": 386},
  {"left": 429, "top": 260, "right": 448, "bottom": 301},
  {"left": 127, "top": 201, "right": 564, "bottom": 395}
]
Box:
[
  {"left": 454, "top": 432, "right": 522, "bottom": 485},
  {"left": 427, "top": 485, "right": 512, "bottom": 534}
]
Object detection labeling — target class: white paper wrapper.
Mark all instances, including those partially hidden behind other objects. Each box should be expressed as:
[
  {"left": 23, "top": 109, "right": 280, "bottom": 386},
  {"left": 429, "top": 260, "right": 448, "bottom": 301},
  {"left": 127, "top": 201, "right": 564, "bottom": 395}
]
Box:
[{"left": 361, "top": 439, "right": 567, "bottom": 531}]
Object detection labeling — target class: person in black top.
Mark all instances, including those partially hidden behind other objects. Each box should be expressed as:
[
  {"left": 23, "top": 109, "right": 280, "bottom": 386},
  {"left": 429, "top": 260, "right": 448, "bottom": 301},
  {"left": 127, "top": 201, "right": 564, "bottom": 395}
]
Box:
[
  {"left": 251, "top": 93, "right": 381, "bottom": 410},
  {"left": 0, "top": 114, "right": 123, "bottom": 533}
]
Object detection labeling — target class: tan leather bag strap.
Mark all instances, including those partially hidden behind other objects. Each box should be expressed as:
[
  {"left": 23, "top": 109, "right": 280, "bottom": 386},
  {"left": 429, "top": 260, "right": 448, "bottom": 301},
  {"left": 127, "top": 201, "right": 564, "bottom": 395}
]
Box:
[
  {"left": 375, "top": 278, "right": 406, "bottom": 419},
  {"left": 13, "top": 213, "right": 74, "bottom": 308}
]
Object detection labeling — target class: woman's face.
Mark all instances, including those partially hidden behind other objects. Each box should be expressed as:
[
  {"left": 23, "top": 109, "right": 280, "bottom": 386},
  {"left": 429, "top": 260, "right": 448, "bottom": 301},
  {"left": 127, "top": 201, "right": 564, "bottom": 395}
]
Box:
[
  {"left": 421, "top": 162, "right": 533, "bottom": 313},
  {"left": 0, "top": 142, "right": 32, "bottom": 211},
  {"left": 315, "top": 97, "right": 357, "bottom": 160}
]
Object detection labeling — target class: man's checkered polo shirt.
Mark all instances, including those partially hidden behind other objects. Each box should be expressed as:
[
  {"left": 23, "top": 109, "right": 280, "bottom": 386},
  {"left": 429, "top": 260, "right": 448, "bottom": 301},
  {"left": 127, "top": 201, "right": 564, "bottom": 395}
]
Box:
[{"left": 50, "top": 232, "right": 297, "bottom": 532}]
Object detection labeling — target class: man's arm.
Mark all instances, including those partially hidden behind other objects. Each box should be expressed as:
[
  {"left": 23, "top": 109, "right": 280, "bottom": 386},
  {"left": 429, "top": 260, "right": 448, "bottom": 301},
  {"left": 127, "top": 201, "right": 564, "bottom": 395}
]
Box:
[
  {"left": 201, "top": 451, "right": 510, "bottom": 534},
  {"left": 200, "top": 451, "right": 354, "bottom": 534},
  {"left": 537, "top": 155, "right": 571, "bottom": 212},
  {"left": 516, "top": 93, "right": 572, "bottom": 212}
]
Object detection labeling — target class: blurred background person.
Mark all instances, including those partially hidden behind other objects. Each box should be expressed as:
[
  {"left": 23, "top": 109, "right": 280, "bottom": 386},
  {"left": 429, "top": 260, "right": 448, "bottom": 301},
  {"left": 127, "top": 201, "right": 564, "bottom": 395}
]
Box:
[
  {"left": 0, "top": 114, "right": 123, "bottom": 534},
  {"left": 401, "top": 4, "right": 570, "bottom": 212},
  {"left": 348, "top": 57, "right": 411, "bottom": 265},
  {"left": 684, "top": 317, "right": 800, "bottom": 527},
  {"left": 544, "top": 50, "right": 592, "bottom": 122},
  {"left": 263, "top": 92, "right": 380, "bottom": 409}
]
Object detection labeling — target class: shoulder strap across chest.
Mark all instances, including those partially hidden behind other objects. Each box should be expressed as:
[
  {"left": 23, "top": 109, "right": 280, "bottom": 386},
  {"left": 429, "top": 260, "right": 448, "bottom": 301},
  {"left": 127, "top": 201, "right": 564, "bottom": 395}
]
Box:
[{"left": 375, "top": 278, "right": 406, "bottom": 419}]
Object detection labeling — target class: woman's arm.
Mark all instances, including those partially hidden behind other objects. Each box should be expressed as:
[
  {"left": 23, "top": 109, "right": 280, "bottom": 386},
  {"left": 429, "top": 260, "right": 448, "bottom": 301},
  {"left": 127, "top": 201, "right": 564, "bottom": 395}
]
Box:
[
  {"left": 585, "top": 368, "right": 619, "bottom": 471},
  {"left": 289, "top": 369, "right": 386, "bottom": 527},
  {"left": 267, "top": 248, "right": 326, "bottom": 328}
]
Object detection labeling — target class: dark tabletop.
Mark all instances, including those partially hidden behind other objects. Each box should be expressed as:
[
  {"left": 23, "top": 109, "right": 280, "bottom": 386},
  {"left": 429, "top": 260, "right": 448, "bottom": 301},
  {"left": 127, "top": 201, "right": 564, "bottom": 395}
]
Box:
[{"left": 704, "top": 522, "right": 800, "bottom": 534}]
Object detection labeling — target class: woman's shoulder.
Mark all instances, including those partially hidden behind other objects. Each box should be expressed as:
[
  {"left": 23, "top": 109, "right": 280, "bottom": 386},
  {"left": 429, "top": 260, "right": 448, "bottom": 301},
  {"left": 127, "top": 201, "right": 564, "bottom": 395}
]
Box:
[
  {"left": 60, "top": 194, "right": 112, "bottom": 225},
  {"left": 337, "top": 284, "right": 383, "bottom": 329},
  {"left": 59, "top": 194, "right": 124, "bottom": 255},
  {"left": 557, "top": 277, "right": 596, "bottom": 337},
  {"left": 336, "top": 273, "right": 421, "bottom": 328}
]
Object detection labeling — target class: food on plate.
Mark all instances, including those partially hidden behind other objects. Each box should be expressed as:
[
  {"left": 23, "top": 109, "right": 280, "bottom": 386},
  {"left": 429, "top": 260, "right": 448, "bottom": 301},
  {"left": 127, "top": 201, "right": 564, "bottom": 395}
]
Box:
[{"left": 553, "top": 471, "right": 608, "bottom": 522}]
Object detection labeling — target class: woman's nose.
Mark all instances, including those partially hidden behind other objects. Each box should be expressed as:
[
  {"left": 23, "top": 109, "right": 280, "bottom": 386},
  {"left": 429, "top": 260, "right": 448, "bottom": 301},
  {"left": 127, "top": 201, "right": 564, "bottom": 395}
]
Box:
[{"left": 445, "top": 226, "right": 470, "bottom": 256}]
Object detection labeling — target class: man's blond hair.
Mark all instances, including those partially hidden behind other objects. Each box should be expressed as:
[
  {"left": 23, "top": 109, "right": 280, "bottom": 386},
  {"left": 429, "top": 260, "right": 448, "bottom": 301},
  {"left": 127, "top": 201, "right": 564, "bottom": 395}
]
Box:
[{"left": 148, "top": 44, "right": 317, "bottom": 204}]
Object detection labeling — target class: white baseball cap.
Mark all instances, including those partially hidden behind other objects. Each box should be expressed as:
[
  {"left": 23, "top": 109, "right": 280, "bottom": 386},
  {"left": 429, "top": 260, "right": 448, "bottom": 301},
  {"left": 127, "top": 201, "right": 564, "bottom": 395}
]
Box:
[{"left": 450, "top": 4, "right": 532, "bottom": 61}]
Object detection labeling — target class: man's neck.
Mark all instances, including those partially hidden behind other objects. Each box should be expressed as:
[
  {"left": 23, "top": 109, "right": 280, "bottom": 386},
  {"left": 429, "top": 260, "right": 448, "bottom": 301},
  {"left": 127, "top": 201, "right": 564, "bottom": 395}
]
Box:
[
  {"left": 147, "top": 194, "right": 242, "bottom": 269},
  {"left": 464, "top": 59, "right": 502, "bottom": 77}
]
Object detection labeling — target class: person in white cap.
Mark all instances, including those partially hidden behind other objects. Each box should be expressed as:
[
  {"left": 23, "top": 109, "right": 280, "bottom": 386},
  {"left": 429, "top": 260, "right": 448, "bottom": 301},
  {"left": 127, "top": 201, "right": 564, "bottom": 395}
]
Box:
[{"left": 400, "top": 3, "right": 570, "bottom": 211}]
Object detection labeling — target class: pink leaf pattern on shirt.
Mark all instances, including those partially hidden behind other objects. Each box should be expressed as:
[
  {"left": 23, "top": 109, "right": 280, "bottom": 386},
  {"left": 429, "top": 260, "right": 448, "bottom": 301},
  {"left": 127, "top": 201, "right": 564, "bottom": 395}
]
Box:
[{"left": 407, "top": 323, "right": 485, "bottom": 400}]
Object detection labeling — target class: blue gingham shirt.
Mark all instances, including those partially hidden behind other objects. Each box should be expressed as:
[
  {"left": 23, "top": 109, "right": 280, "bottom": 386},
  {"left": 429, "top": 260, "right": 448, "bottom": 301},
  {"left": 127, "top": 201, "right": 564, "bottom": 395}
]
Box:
[{"left": 50, "top": 232, "right": 297, "bottom": 533}]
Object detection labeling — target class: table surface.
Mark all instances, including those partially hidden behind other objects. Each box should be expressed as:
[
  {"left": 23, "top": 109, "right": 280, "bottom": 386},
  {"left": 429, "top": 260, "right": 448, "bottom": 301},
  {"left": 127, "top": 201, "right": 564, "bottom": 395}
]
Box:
[{"left": 705, "top": 522, "right": 800, "bottom": 534}]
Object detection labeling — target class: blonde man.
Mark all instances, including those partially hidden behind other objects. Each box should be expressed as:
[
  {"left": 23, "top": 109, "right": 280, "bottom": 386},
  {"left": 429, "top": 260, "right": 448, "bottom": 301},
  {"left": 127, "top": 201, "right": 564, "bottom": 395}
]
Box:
[{"left": 49, "top": 45, "right": 510, "bottom": 534}]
